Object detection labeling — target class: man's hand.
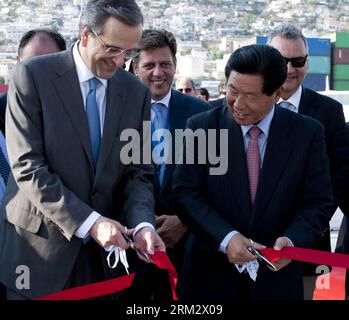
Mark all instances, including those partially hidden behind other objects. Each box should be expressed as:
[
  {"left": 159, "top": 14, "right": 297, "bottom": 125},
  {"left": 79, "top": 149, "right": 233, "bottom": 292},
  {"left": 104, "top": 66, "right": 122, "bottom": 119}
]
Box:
[
  {"left": 156, "top": 215, "right": 187, "bottom": 247},
  {"left": 226, "top": 233, "right": 265, "bottom": 265},
  {"left": 134, "top": 227, "right": 166, "bottom": 263},
  {"left": 89, "top": 216, "right": 129, "bottom": 250},
  {"left": 271, "top": 237, "right": 293, "bottom": 271}
]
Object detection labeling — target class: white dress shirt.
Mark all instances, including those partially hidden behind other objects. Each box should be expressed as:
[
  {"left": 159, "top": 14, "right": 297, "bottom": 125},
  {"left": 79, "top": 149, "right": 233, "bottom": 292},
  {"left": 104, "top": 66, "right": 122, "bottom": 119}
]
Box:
[{"left": 278, "top": 85, "right": 302, "bottom": 113}]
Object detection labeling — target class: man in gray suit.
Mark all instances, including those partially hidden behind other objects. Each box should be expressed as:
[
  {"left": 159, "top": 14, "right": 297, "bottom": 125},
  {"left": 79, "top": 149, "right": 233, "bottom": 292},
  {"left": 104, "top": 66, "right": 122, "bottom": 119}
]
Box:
[{"left": 0, "top": 0, "right": 164, "bottom": 300}]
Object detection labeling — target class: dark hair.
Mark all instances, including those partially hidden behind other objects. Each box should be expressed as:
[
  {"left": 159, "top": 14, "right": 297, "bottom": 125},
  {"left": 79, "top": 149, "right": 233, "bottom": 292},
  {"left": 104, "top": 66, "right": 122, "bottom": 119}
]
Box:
[
  {"left": 79, "top": 0, "right": 143, "bottom": 34},
  {"left": 198, "top": 87, "right": 209, "bottom": 100},
  {"left": 134, "top": 29, "right": 177, "bottom": 64},
  {"left": 268, "top": 23, "right": 308, "bottom": 52},
  {"left": 18, "top": 29, "right": 66, "bottom": 56},
  {"left": 224, "top": 44, "right": 287, "bottom": 96}
]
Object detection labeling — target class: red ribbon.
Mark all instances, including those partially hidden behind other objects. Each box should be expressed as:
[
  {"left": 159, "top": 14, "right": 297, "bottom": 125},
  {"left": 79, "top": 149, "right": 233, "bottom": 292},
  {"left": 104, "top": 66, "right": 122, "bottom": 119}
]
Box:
[
  {"left": 36, "top": 251, "right": 177, "bottom": 300},
  {"left": 261, "top": 247, "right": 349, "bottom": 269}
]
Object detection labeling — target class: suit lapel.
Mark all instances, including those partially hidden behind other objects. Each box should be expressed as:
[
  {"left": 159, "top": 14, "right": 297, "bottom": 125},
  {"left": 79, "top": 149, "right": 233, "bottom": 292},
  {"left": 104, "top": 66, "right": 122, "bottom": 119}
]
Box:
[
  {"left": 298, "top": 86, "right": 317, "bottom": 117},
  {"left": 250, "top": 108, "right": 295, "bottom": 227},
  {"left": 222, "top": 106, "right": 252, "bottom": 220},
  {"left": 94, "top": 70, "right": 126, "bottom": 184},
  {"left": 53, "top": 48, "right": 94, "bottom": 170},
  {"left": 160, "top": 91, "right": 189, "bottom": 191}
]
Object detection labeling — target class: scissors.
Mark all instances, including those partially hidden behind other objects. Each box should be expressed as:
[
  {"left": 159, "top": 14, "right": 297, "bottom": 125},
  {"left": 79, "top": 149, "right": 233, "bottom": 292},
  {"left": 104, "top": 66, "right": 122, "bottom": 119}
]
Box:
[
  {"left": 247, "top": 247, "right": 277, "bottom": 271},
  {"left": 123, "top": 233, "right": 150, "bottom": 260}
]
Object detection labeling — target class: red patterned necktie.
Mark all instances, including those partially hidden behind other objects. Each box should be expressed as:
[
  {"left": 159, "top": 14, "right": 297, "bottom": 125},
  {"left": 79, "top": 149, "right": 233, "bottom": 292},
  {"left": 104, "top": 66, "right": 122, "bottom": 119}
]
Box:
[{"left": 246, "top": 126, "right": 262, "bottom": 204}]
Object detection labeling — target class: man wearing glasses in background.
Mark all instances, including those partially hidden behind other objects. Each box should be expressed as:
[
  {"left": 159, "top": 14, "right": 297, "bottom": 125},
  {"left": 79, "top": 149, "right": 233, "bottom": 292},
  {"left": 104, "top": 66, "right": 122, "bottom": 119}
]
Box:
[
  {"left": 268, "top": 23, "right": 349, "bottom": 300},
  {"left": 175, "top": 77, "right": 197, "bottom": 97},
  {"left": 0, "top": 0, "right": 164, "bottom": 300}
]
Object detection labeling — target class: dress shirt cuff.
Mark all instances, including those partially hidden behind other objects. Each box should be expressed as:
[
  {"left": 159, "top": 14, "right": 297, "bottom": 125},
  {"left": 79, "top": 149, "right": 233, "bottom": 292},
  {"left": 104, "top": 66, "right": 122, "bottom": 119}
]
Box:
[
  {"left": 219, "top": 230, "right": 240, "bottom": 254},
  {"left": 74, "top": 211, "right": 101, "bottom": 239},
  {"left": 133, "top": 222, "right": 155, "bottom": 237}
]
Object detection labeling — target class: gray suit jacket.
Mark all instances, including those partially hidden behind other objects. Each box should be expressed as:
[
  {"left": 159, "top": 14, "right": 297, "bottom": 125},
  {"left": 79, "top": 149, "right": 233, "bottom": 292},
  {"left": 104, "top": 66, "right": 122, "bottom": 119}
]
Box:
[{"left": 0, "top": 47, "right": 155, "bottom": 298}]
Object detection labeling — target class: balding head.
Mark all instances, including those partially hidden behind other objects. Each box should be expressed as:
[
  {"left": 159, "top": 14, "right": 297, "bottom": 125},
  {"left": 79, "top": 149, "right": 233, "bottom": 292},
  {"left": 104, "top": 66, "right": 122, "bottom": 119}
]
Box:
[
  {"left": 175, "top": 77, "right": 196, "bottom": 97},
  {"left": 17, "top": 29, "right": 66, "bottom": 62}
]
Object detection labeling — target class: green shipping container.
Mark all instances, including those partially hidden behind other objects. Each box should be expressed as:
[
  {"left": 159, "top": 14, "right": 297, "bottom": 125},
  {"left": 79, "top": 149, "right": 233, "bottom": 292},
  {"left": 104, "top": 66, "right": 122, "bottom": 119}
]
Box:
[
  {"left": 335, "top": 32, "right": 349, "bottom": 49},
  {"left": 308, "top": 56, "right": 331, "bottom": 74},
  {"left": 332, "top": 64, "right": 349, "bottom": 80},
  {"left": 332, "top": 80, "right": 349, "bottom": 90}
]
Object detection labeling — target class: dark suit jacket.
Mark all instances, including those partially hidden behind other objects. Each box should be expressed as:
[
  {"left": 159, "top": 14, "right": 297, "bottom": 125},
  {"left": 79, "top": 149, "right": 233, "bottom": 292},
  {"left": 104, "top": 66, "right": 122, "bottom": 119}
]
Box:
[
  {"left": 335, "top": 122, "right": 349, "bottom": 295},
  {"left": 173, "top": 105, "right": 335, "bottom": 300},
  {"left": 154, "top": 90, "right": 210, "bottom": 218},
  {"left": 0, "top": 93, "right": 6, "bottom": 135},
  {"left": 0, "top": 47, "right": 155, "bottom": 299},
  {"left": 209, "top": 97, "right": 224, "bottom": 109},
  {"left": 299, "top": 87, "right": 349, "bottom": 275}
]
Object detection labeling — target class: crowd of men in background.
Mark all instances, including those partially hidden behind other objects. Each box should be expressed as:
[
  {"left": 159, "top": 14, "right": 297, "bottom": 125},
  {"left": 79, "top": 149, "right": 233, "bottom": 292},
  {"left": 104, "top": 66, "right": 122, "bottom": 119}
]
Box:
[{"left": 0, "top": 0, "right": 348, "bottom": 301}]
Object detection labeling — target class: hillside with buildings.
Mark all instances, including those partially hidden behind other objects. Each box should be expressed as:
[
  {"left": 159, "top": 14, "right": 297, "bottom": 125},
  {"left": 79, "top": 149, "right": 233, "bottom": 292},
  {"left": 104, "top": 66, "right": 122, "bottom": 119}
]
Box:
[{"left": 0, "top": 0, "right": 349, "bottom": 85}]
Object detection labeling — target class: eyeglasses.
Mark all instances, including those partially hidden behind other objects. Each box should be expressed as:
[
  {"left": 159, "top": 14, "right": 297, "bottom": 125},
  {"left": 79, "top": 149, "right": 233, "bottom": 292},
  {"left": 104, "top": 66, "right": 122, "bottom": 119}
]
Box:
[
  {"left": 91, "top": 28, "right": 139, "bottom": 60},
  {"left": 177, "top": 88, "right": 193, "bottom": 93},
  {"left": 284, "top": 55, "right": 308, "bottom": 68}
]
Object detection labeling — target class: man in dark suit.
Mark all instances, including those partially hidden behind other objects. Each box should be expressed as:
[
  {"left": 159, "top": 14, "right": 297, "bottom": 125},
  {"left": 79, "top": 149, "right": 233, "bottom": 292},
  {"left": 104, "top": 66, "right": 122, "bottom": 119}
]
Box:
[
  {"left": 0, "top": 0, "right": 164, "bottom": 300},
  {"left": 0, "top": 29, "right": 67, "bottom": 136},
  {"left": 173, "top": 44, "right": 335, "bottom": 300},
  {"left": 335, "top": 122, "right": 349, "bottom": 299},
  {"left": 268, "top": 23, "right": 349, "bottom": 299},
  {"left": 130, "top": 29, "right": 210, "bottom": 299}
]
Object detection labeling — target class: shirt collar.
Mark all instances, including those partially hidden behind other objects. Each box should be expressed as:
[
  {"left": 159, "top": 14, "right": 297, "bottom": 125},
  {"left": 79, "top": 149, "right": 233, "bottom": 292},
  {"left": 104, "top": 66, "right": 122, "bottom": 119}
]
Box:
[
  {"left": 72, "top": 41, "right": 107, "bottom": 88},
  {"left": 278, "top": 85, "right": 302, "bottom": 111},
  {"left": 241, "top": 105, "right": 275, "bottom": 138},
  {"left": 151, "top": 90, "right": 172, "bottom": 109}
]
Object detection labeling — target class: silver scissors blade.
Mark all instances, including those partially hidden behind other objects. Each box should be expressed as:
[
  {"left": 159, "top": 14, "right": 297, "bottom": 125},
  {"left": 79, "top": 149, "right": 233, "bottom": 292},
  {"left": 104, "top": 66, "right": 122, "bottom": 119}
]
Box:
[{"left": 123, "top": 234, "right": 150, "bottom": 260}]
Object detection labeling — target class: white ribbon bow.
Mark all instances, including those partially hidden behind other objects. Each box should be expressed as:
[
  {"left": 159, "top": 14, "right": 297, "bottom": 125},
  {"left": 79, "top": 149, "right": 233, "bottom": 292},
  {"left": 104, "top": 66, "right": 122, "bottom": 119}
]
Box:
[
  {"left": 105, "top": 245, "right": 130, "bottom": 275},
  {"left": 235, "top": 259, "right": 259, "bottom": 281}
]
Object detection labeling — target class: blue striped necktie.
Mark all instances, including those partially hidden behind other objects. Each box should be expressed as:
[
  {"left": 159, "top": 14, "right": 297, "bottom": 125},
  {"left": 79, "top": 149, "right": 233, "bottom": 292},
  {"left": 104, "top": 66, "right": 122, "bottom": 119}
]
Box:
[
  {"left": 151, "top": 102, "right": 168, "bottom": 186},
  {"left": 86, "top": 77, "right": 101, "bottom": 167},
  {"left": 0, "top": 147, "right": 10, "bottom": 185}
]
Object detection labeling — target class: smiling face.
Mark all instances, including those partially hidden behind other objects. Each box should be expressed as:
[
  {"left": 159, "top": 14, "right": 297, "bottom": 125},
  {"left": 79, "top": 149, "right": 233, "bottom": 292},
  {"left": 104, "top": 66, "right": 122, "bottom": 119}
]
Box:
[
  {"left": 133, "top": 46, "right": 176, "bottom": 100},
  {"left": 79, "top": 17, "right": 142, "bottom": 79},
  {"left": 226, "top": 70, "right": 281, "bottom": 126},
  {"left": 269, "top": 35, "right": 308, "bottom": 99}
]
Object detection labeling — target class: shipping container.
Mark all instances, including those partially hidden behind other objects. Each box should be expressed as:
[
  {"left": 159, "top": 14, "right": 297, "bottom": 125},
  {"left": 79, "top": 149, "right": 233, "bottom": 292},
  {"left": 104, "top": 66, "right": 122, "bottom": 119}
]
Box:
[
  {"left": 332, "top": 48, "right": 349, "bottom": 64},
  {"left": 335, "top": 32, "right": 349, "bottom": 49},
  {"left": 256, "top": 36, "right": 331, "bottom": 56},
  {"left": 308, "top": 56, "right": 331, "bottom": 74},
  {"left": 303, "top": 74, "right": 327, "bottom": 91},
  {"left": 332, "top": 64, "right": 349, "bottom": 80},
  {"left": 307, "top": 38, "right": 331, "bottom": 56},
  {"left": 332, "top": 80, "right": 349, "bottom": 91}
]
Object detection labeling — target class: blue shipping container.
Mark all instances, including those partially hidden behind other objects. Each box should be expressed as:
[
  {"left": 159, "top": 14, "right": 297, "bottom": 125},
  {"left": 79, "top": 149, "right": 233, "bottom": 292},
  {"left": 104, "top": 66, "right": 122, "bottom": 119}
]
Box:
[
  {"left": 303, "top": 74, "right": 327, "bottom": 91},
  {"left": 256, "top": 36, "right": 331, "bottom": 56}
]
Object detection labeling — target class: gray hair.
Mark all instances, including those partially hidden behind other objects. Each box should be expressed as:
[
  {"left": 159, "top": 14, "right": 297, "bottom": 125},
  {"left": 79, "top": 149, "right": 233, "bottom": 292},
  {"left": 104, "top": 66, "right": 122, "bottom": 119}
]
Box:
[
  {"left": 267, "top": 23, "right": 308, "bottom": 52},
  {"left": 79, "top": 0, "right": 143, "bottom": 34}
]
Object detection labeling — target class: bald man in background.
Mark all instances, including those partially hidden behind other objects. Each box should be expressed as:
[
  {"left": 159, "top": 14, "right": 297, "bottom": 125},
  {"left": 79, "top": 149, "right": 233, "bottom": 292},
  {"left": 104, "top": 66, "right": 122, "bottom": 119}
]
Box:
[{"left": 0, "top": 29, "right": 66, "bottom": 135}]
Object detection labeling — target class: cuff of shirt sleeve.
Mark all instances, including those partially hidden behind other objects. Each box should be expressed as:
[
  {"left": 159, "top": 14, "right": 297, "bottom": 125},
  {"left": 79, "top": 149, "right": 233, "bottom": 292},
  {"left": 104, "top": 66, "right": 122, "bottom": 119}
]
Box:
[
  {"left": 74, "top": 211, "right": 101, "bottom": 239},
  {"left": 219, "top": 230, "right": 239, "bottom": 254},
  {"left": 133, "top": 222, "right": 155, "bottom": 237}
]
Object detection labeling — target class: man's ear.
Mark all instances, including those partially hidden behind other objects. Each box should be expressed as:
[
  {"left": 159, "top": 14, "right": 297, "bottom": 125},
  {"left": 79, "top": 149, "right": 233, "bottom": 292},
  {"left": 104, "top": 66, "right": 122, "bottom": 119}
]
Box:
[
  {"left": 80, "top": 26, "right": 90, "bottom": 47},
  {"left": 132, "top": 61, "right": 139, "bottom": 76}
]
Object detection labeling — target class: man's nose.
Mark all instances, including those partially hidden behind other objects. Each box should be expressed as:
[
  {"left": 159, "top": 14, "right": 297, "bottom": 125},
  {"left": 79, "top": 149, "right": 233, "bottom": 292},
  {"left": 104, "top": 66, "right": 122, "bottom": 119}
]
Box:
[
  {"left": 152, "top": 65, "right": 164, "bottom": 76},
  {"left": 287, "top": 61, "right": 296, "bottom": 73}
]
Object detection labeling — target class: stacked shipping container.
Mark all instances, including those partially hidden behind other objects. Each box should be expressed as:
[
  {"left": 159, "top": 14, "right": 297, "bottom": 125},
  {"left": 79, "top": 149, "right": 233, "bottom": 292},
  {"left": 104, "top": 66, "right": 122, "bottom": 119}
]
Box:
[{"left": 331, "top": 32, "right": 349, "bottom": 91}]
